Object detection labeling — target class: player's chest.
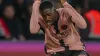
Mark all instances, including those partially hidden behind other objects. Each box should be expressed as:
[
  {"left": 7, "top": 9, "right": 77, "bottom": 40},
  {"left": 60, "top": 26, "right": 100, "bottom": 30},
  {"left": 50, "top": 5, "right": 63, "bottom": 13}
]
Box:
[{"left": 40, "top": 18, "right": 70, "bottom": 33}]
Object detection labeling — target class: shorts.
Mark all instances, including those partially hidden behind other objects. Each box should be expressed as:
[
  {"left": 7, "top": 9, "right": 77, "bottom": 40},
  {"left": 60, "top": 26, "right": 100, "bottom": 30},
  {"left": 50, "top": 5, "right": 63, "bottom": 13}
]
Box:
[
  {"left": 45, "top": 46, "right": 89, "bottom": 56},
  {"left": 45, "top": 40, "right": 89, "bottom": 56},
  {"left": 50, "top": 50, "right": 89, "bottom": 56}
]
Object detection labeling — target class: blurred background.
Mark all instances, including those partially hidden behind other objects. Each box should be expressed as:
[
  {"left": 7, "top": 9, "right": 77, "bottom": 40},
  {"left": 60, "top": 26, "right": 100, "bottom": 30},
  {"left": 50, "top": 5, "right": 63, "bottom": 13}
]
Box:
[{"left": 0, "top": 0, "right": 100, "bottom": 56}]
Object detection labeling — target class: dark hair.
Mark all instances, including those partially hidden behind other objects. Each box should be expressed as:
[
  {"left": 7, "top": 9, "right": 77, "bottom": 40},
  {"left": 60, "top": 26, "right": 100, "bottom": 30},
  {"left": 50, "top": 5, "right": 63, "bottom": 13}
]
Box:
[
  {"left": 39, "top": 1, "right": 59, "bottom": 24},
  {"left": 2, "top": 4, "right": 14, "bottom": 11},
  {"left": 39, "top": 1, "right": 60, "bottom": 33},
  {"left": 1, "top": 4, "right": 14, "bottom": 16},
  {"left": 39, "top": 1, "right": 56, "bottom": 16},
  {"left": 39, "top": 1, "right": 53, "bottom": 12}
]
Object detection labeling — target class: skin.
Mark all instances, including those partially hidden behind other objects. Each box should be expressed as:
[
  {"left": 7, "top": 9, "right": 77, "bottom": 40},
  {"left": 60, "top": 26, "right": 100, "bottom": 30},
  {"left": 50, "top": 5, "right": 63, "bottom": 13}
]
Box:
[
  {"left": 60, "top": 0, "right": 67, "bottom": 4},
  {"left": 33, "top": 0, "right": 66, "bottom": 25},
  {"left": 42, "top": 8, "right": 58, "bottom": 25},
  {"left": 41, "top": 0, "right": 68, "bottom": 25},
  {"left": 35, "top": 0, "right": 59, "bottom": 25},
  {"left": 30, "top": 0, "right": 87, "bottom": 33}
]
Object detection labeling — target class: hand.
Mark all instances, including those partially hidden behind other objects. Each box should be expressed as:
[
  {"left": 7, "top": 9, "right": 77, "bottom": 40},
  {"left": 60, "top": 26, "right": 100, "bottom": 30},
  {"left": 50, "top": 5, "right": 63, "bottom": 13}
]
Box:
[{"left": 60, "top": 0, "right": 67, "bottom": 4}]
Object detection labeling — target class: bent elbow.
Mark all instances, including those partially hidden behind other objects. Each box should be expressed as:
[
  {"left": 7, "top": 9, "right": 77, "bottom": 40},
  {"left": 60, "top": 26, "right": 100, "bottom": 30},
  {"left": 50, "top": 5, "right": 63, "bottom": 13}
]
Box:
[
  {"left": 30, "top": 27, "right": 38, "bottom": 34},
  {"left": 81, "top": 25, "right": 87, "bottom": 29},
  {"left": 30, "top": 30, "right": 38, "bottom": 34},
  {"left": 80, "top": 23, "right": 87, "bottom": 29},
  {"left": 30, "top": 29, "right": 38, "bottom": 34}
]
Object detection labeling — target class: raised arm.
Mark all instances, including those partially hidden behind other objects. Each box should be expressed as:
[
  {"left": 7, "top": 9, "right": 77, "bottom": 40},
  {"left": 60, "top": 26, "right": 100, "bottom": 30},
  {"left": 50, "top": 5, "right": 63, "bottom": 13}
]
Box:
[
  {"left": 30, "top": 0, "right": 41, "bottom": 34},
  {"left": 60, "top": 0, "right": 87, "bottom": 29}
]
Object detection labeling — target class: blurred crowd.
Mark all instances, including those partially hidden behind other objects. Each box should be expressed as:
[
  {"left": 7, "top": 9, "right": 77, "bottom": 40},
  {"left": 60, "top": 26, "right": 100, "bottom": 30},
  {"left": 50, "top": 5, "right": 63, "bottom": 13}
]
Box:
[
  {"left": 0, "top": 0, "right": 45, "bottom": 41},
  {"left": 0, "top": 0, "right": 100, "bottom": 41}
]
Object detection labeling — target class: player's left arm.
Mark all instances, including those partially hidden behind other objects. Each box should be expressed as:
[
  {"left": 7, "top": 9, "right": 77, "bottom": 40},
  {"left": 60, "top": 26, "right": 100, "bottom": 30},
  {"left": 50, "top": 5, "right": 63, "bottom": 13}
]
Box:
[{"left": 60, "top": 0, "right": 87, "bottom": 29}]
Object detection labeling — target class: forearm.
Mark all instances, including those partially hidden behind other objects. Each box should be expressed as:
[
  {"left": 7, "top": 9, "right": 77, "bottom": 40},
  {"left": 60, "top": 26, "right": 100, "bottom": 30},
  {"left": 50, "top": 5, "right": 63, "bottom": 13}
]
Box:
[
  {"left": 30, "top": 1, "right": 41, "bottom": 34},
  {"left": 30, "top": 16, "right": 40, "bottom": 34}
]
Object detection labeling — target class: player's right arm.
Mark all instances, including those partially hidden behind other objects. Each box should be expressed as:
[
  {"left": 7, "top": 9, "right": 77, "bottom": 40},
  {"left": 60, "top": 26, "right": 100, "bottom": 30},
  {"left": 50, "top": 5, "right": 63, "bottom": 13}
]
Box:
[{"left": 30, "top": 0, "right": 41, "bottom": 34}]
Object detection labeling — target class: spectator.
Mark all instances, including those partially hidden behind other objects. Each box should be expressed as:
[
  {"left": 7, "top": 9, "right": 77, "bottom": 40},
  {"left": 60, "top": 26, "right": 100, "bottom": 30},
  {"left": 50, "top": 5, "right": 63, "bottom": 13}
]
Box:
[
  {"left": 0, "top": 18, "right": 11, "bottom": 40},
  {"left": 13, "top": 0, "right": 27, "bottom": 22},
  {"left": 0, "top": 4, "right": 25, "bottom": 41},
  {"left": 22, "top": 3, "right": 32, "bottom": 40},
  {"left": 84, "top": 0, "right": 100, "bottom": 39}
]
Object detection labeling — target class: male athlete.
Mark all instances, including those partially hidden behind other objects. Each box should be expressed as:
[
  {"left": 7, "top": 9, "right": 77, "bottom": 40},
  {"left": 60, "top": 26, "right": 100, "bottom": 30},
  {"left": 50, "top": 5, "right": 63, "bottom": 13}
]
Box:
[{"left": 30, "top": 0, "right": 89, "bottom": 56}]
